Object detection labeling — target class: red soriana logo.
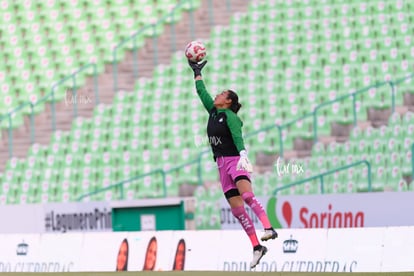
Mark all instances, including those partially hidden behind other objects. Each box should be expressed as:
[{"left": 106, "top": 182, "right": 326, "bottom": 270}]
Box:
[
  {"left": 299, "top": 203, "right": 365, "bottom": 228},
  {"left": 267, "top": 199, "right": 366, "bottom": 230}
]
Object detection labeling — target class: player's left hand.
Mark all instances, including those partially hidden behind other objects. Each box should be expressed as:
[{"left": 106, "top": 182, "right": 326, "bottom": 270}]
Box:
[
  {"left": 237, "top": 150, "right": 253, "bottom": 173},
  {"left": 188, "top": 60, "right": 207, "bottom": 77}
]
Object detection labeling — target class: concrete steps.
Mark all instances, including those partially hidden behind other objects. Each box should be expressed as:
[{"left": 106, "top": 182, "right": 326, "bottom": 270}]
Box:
[
  {"left": 255, "top": 98, "right": 414, "bottom": 172},
  {"left": 0, "top": 0, "right": 251, "bottom": 172}
]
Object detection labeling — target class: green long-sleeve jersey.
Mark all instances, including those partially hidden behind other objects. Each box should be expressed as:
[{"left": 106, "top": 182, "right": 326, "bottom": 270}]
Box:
[{"left": 195, "top": 80, "right": 245, "bottom": 159}]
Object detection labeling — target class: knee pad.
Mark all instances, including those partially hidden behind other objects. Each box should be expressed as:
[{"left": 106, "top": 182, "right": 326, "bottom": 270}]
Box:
[
  {"left": 231, "top": 206, "right": 245, "bottom": 217},
  {"left": 241, "top": 191, "right": 254, "bottom": 204}
]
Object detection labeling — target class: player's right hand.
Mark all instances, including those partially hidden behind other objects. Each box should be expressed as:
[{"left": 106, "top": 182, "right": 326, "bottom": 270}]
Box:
[{"left": 237, "top": 150, "right": 253, "bottom": 173}]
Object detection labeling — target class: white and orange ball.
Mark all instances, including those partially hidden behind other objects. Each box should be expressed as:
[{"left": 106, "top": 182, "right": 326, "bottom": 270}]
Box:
[{"left": 185, "top": 40, "right": 207, "bottom": 62}]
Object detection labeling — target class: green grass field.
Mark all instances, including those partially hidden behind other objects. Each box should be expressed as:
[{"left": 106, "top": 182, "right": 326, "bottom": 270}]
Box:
[{"left": 1, "top": 272, "right": 413, "bottom": 276}]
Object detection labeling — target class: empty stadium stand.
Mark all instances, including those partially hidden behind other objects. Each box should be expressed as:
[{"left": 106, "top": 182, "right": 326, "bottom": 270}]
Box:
[{"left": 0, "top": 0, "right": 413, "bottom": 230}]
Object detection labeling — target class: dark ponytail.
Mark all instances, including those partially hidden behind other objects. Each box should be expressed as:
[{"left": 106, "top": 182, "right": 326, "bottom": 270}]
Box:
[{"left": 227, "top": 89, "right": 242, "bottom": 113}]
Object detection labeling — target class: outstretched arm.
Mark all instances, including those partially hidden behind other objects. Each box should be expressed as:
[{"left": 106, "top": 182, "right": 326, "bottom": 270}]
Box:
[
  {"left": 195, "top": 76, "right": 214, "bottom": 112},
  {"left": 189, "top": 60, "right": 214, "bottom": 112}
]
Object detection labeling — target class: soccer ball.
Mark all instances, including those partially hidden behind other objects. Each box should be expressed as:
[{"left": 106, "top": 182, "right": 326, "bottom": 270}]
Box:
[{"left": 185, "top": 40, "right": 206, "bottom": 63}]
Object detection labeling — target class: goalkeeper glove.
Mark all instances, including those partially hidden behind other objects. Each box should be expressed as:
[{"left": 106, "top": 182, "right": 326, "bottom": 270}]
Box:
[
  {"left": 237, "top": 150, "right": 253, "bottom": 173},
  {"left": 188, "top": 60, "right": 207, "bottom": 78}
]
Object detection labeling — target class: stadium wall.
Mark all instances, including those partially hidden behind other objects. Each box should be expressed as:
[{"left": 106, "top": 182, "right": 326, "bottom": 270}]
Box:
[
  {"left": 0, "top": 227, "right": 413, "bottom": 273},
  {"left": 0, "top": 192, "right": 413, "bottom": 234}
]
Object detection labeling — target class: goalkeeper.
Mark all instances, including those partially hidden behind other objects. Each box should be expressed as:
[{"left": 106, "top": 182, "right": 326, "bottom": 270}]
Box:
[{"left": 188, "top": 60, "right": 278, "bottom": 269}]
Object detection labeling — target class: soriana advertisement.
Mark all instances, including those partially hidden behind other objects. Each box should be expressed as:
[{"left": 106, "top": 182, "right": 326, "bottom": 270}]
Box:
[
  {"left": 1, "top": 192, "right": 413, "bottom": 234},
  {"left": 0, "top": 227, "right": 413, "bottom": 272},
  {"left": 221, "top": 192, "right": 414, "bottom": 230}
]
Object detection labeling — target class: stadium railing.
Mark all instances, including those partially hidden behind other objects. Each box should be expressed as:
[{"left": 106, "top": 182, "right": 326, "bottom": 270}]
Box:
[
  {"left": 2, "top": 0, "right": 413, "bottom": 202},
  {"left": 112, "top": 0, "right": 233, "bottom": 93},
  {"left": 75, "top": 70, "right": 413, "bottom": 200},
  {"left": 412, "top": 143, "right": 414, "bottom": 179},
  {"left": 77, "top": 168, "right": 166, "bottom": 201},
  {"left": 271, "top": 160, "right": 373, "bottom": 195},
  {"left": 1, "top": 0, "right": 215, "bottom": 158},
  {"left": 72, "top": 72, "right": 413, "bottom": 200},
  {"left": 48, "top": 63, "right": 100, "bottom": 130},
  {"left": 112, "top": 0, "right": 196, "bottom": 93},
  {"left": 312, "top": 73, "right": 414, "bottom": 143},
  {"left": 1, "top": 63, "right": 99, "bottom": 157},
  {"left": 76, "top": 157, "right": 373, "bottom": 201}
]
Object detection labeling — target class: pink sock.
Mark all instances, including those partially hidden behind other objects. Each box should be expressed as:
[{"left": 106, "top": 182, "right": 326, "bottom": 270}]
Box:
[
  {"left": 242, "top": 192, "right": 272, "bottom": 229},
  {"left": 231, "top": 206, "right": 260, "bottom": 247}
]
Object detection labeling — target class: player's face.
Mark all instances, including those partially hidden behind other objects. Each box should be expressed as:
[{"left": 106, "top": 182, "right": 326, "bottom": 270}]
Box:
[
  {"left": 117, "top": 242, "right": 128, "bottom": 271},
  {"left": 144, "top": 240, "right": 157, "bottom": 270},
  {"left": 174, "top": 243, "right": 185, "bottom": 270},
  {"left": 214, "top": 91, "right": 231, "bottom": 106}
]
